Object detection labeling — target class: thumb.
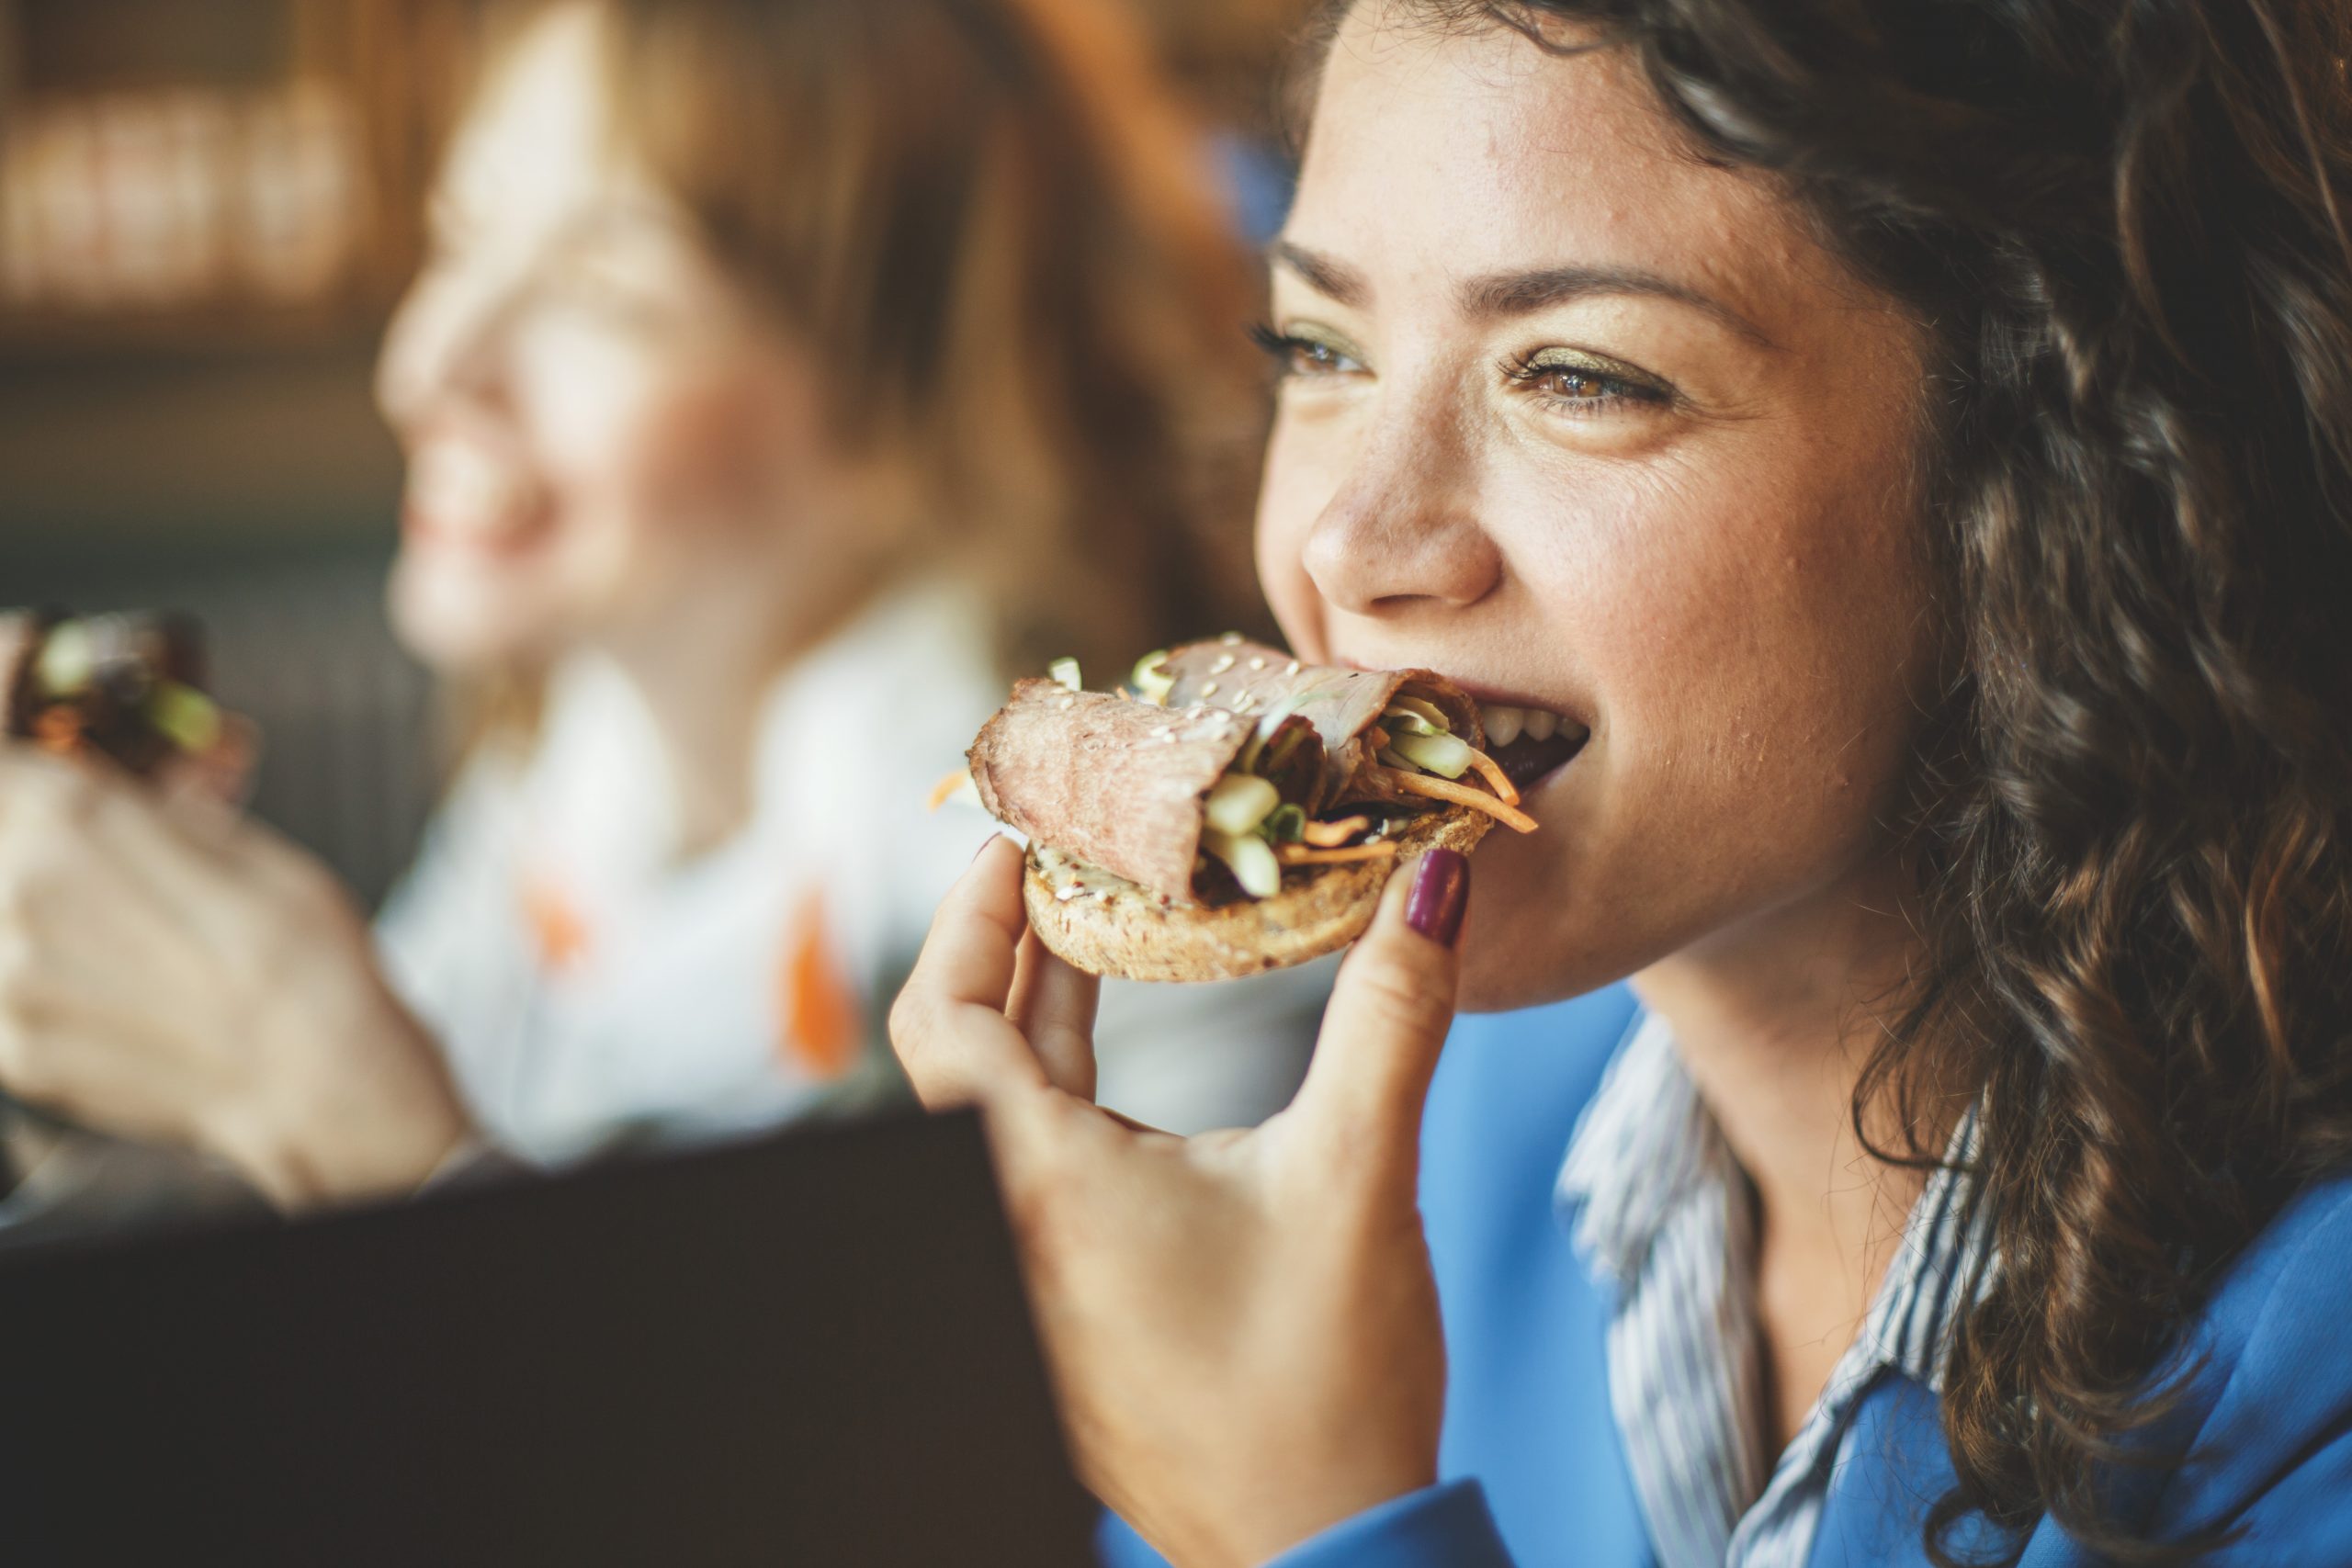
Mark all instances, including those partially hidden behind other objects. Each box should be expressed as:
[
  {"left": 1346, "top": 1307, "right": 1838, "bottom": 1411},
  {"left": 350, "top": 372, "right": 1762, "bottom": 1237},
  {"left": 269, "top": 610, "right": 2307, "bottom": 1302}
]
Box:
[{"left": 1291, "top": 848, "right": 1469, "bottom": 1184}]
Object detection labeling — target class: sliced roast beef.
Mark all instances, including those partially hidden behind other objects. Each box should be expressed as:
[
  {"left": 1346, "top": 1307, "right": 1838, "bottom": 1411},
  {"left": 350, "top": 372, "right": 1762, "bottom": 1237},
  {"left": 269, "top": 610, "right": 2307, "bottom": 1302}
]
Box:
[{"left": 1152, "top": 639, "right": 1482, "bottom": 809}]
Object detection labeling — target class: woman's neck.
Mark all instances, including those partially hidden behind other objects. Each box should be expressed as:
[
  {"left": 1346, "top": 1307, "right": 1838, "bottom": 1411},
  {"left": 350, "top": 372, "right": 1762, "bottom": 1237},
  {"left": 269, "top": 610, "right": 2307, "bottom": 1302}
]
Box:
[
  {"left": 600, "top": 629, "right": 773, "bottom": 861},
  {"left": 593, "top": 570, "right": 885, "bottom": 861},
  {"left": 1631, "top": 855, "right": 1940, "bottom": 1444}
]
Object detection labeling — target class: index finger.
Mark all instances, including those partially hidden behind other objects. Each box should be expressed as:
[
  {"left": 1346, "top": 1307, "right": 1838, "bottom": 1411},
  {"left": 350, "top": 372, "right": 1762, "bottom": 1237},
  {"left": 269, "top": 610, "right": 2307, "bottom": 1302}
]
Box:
[
  {"left": 1289, "top": 851, "right": 1465, "bottom": 1196},
  {"left": 888, "top": 836, "right": 1053, "bottom": 1110}
]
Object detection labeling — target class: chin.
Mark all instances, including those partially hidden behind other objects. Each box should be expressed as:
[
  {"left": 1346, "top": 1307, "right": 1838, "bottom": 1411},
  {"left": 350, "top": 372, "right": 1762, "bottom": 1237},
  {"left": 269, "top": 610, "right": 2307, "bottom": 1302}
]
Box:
[
  {"left": 1455, "top": 922, "right": 1597, "bottom": 1013},
  {"left": 1450, "top": 828, "right": 1634, "bottom": 1015},
  {"left": 385, "top": 556, "right": 559, "bottom": 675}
]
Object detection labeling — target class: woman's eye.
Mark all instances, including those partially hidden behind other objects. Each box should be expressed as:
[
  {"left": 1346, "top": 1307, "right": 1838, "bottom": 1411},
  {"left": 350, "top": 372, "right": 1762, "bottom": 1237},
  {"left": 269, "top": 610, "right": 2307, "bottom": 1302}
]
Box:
[
  {"left": 1249, "top": 322, "right": 1366, "bottom": 380},
  {"left": 1502, "top": 351, "right": 1671, "bottom": 416}
]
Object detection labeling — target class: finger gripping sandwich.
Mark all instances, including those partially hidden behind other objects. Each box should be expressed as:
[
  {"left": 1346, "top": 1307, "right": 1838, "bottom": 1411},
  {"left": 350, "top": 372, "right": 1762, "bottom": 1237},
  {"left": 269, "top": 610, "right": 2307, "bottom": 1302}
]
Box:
[{"left": 964, "top": 639, "right": 1536, "bottom": 982}]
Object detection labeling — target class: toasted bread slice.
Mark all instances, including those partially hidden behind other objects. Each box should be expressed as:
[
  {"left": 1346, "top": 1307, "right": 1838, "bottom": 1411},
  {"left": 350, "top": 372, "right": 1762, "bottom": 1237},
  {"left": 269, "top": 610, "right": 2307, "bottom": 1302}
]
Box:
[{"left": 1023, "top": 807, "right": 1491, "bottom": 983}]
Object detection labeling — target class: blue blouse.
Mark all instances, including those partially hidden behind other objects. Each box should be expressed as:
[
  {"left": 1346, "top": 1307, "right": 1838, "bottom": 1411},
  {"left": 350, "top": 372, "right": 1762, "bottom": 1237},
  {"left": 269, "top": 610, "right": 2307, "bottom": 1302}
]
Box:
[{"left": 1098, "top": 986, "right": 2352, "bottom": 1567}]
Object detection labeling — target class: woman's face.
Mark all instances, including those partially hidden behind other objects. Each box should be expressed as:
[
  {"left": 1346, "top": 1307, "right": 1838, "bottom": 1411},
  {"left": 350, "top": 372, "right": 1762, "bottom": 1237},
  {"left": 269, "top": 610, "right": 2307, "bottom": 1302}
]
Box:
[
  {"left": 376, "top": 4, "right": 846, "bottom": 673},
  {"left": 1259, "top": 6, "right": 1938, "bottom": 1010}
]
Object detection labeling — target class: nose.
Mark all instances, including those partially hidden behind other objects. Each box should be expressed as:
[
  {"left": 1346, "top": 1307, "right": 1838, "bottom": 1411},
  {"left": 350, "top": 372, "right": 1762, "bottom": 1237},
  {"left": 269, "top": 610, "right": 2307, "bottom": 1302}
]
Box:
[
  {"left": 375, "top": 254, "right": 515, "bottom": 434},
  {"left": 1300, "top": 399, "right": 1503, "bottom": 617}
]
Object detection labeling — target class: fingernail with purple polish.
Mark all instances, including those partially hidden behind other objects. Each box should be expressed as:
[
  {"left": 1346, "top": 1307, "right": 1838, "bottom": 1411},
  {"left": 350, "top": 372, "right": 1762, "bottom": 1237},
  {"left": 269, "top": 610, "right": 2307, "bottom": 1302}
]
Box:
[{"left": 1405, "top": 849, "right": 1470, "bottom": 948}]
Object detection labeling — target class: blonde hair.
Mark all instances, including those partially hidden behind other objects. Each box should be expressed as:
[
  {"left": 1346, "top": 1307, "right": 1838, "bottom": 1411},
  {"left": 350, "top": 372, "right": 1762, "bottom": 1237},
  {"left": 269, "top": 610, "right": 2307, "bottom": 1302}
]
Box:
[{"left": 534, "top": 0, "right": 1271, "bottom": 676}]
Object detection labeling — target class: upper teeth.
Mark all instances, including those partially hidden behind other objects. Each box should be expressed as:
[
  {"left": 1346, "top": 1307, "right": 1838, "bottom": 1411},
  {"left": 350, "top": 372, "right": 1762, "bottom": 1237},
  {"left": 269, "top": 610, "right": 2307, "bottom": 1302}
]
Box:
[{"left": 1478, "top": 702, "right": 1565, "bottom": 745}]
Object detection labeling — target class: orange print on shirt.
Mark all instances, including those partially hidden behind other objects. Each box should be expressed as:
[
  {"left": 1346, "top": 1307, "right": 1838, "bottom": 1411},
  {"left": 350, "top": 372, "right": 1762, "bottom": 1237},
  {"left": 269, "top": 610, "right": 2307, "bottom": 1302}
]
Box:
[
  {"left": 779, "top": 890, "right": 862, "bottom": 1081},
  {"left": 519, "top": 876, "right": 592, "bottom": 973}
]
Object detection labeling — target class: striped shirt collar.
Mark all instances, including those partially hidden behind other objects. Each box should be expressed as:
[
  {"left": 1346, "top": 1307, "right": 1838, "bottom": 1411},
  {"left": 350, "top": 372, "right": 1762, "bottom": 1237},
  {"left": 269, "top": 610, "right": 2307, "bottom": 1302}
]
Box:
[{"left": 1555, "top": 1011, "right": 1992, "bottom": 1568}]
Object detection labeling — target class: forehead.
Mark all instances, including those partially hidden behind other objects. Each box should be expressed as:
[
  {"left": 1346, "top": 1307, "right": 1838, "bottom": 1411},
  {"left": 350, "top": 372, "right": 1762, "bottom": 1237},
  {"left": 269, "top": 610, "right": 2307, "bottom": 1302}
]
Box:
[
  {"left": 1295, "top": 6, "right": 1840, "bottom": 327},
  {"left": 440, "top": 4, "right": 631, "bottom": 219}
]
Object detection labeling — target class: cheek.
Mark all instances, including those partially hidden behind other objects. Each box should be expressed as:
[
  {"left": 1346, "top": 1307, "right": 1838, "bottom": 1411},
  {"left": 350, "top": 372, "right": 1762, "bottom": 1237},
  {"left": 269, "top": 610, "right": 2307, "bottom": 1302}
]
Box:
[
  {"left": 1594, "top": 454, "right": 1925, "bottom": 776},
  {"left": 1453, "top": 462, "right": 1935, "bottom": 1009},
  {"left": 1562, "top": 434, "right": 1933, "bottom": 902},
  {"left": 1254, "top": 410, "right": 1344, "bottom": 660},
  {"left": 616, "top": 374, "right": 798, "bottom": 540},
  {"left": 512, "top": 328, "right": 802, "bottom": 575}
]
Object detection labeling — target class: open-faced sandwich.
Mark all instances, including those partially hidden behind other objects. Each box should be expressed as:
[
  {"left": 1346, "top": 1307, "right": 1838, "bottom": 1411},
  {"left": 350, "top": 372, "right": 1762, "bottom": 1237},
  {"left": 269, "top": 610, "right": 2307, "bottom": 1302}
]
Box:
[
  {"left": 3, "top": 610, "right": 220, "bottom": 778},
  {"left": 956, "top": 636, "right": 1563, "bottom": 982}
]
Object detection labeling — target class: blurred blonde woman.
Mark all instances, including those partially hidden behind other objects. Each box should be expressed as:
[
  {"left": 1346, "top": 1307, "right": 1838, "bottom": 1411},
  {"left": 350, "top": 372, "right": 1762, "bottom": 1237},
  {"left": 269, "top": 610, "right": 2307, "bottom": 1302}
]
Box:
[{"left": 0, "top": 0, "right": 1319, "bottom": 1212}]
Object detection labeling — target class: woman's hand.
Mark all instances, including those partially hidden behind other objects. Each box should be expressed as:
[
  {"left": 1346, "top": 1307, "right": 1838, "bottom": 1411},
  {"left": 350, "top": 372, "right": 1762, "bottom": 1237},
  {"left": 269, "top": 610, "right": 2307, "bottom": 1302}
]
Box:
[
  {"left": 890, "top": 837, "right": 1470, "bottom": 1568},
  {"left": 0, "top": 743, "right": 471, "bottom": 1209}
]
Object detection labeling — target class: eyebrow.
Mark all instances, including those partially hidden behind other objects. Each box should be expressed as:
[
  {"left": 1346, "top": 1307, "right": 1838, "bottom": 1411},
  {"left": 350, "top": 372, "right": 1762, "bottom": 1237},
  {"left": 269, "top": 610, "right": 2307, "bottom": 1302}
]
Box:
[
  {"left": 1267, "top": 239, "right": 1370, "bottom": 309},
  {"left": 1460, "top": 264, "right": 1775, "bottom": 347},
  {"left": 1270, "top": 238, "right": 1776, "bottom": 349}
]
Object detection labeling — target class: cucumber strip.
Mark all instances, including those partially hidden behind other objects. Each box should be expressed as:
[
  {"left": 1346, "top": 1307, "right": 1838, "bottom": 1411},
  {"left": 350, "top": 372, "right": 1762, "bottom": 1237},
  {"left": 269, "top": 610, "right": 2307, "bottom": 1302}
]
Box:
[
  {"left": 1384, "top": 695, "right": 1453, "bottom": 733},
  {"left": 1389, "top": 730, "right": 1475, "bottom": 779},
  {"left": 148, "top": 681, "right": 222, "bottom": 753},
  {"left": 1379, "top": 704, "right": 1442, "bottom": 738},
  {"left": 1237, "top": 697, "right": 1300, "bottom": 773},
  {"left": 1203, "top": 828, "right": 1282, "bottom": 897},
  {"left": 35, "top": 623, "right": 95, "bottom": 697},
  {"left": 1204, "top": 773, "right": 1281, "bottom": 836},
  {"left": 1047, "top": 657, "right": 1083, "bottom": 693},
  {"left": 1128, "top": 649, "right": 1173, "bottom": 704}
]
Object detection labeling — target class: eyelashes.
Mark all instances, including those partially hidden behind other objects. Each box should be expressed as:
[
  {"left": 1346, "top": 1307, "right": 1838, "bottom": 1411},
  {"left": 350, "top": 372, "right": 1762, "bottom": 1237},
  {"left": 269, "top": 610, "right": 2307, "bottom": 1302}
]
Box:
[
  {"left": 1248, "top": 321, "right": 1673, "bottom": 419},
  {"left": 1249, "top": 321, "right": 1363, "bottom": 378},
  {"left": 1497, "top": 349, "right": 1672, "bottom": 416}
]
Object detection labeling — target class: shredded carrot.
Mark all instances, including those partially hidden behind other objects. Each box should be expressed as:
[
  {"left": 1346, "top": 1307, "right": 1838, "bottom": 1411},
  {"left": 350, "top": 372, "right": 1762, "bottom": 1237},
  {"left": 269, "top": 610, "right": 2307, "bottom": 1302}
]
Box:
[
  {"left": 1463, "top": 747, "right": 1521, "bottom": 807},
  {"left": 1364, "top": 725, "right": 1392, "bottom": 753},
  {"left": 1380, "top": 768, "right": 1540, "bottom": 833},
  {"left": 926, "top": 767, "right": 972, "bottom": 812},
  {"left": 1300, "top": 814, "right": 1371, "bottom": 848},
  {"left": 1275, "top": 841, "right": 1400, "bottom": 865}
]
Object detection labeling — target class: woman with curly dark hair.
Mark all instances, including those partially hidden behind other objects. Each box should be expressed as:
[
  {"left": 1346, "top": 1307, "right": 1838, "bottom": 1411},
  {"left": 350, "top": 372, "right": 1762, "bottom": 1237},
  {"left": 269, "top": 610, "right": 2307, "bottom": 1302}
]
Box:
[{"left": 889, "top": 0, "right": 2352, "bottom": 1562}]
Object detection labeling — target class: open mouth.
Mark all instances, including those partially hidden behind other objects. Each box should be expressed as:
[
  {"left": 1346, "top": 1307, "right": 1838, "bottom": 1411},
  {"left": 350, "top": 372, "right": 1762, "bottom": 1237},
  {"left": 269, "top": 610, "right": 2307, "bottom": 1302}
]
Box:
[
  {"left": 401, "top": 440, "right": 552, "bottom": 558},
  {"left": 1475, "top": 701, "right": 1590, "bottom": 790}
]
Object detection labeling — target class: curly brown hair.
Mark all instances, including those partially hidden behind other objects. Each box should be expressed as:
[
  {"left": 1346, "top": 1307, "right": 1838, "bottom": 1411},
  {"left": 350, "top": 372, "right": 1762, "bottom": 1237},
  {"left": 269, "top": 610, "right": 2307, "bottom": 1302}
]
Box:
[{"left": 1345, "top": 0, "right": 2352, "bottom": 1558}]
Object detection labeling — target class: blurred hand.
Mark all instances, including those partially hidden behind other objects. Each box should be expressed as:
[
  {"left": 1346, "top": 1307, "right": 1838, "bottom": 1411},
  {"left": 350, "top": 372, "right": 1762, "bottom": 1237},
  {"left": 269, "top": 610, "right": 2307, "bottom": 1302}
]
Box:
[
  {"left": 0, "top": 744, "right": 470, "bottom": 1208},
  {"left": 890, "top": 837, "right": 1467, "bottom": 1568},
  {"left": 0, "top": 613, "right": 28, "bottom": 691}
]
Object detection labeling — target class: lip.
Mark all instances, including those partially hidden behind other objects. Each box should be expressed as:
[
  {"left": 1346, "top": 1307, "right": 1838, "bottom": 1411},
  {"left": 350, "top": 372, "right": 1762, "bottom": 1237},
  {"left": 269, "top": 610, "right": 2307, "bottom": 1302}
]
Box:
[
  {"left": 1332, "top": 656, "right": 1590, "bottom": 735},
  {"left": 1452, "top": 679, "right": 1581, "bottom": 719},
  {"left": 400, "top": 503, "right": 554, "bottom": 558},
  {"left": 399, "top": 426, "right": 555, "bottom": 558}
]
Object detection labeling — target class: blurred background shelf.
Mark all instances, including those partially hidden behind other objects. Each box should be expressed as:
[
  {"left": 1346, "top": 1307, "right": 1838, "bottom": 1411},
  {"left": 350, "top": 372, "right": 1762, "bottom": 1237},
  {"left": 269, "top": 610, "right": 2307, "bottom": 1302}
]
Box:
[
  {"left": 0, "top": 0, "right": 478, "bottom": 904},
  {"left": 0, "top": 0, "right": 1307, "bottom": 908},
  {"left": 0, "top": 0, "right": 469, "bottom": 335}
]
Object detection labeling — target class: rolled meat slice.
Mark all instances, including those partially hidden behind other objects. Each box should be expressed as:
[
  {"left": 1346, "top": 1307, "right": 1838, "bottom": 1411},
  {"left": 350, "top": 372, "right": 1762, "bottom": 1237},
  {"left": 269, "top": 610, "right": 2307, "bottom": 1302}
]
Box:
[
  {"left": 1149, "top": 638, "right": 1483, "bottom": 811},
  {"left": 967, "top": 680, "right": 1325, "bottom": 904}
]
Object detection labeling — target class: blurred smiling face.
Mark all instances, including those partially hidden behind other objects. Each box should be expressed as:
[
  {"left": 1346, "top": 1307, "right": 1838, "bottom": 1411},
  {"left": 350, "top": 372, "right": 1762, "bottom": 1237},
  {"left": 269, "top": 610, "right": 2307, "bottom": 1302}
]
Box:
[
  {"left": 1257, "top": 4, "right": 1939, "bottom": 1010},
  {"left": 376, "top": 3, "right": 836, "bottom": 673}
]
